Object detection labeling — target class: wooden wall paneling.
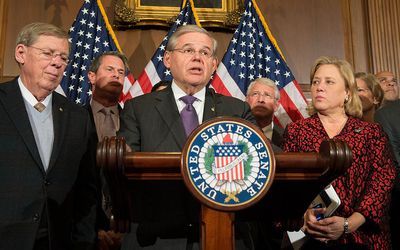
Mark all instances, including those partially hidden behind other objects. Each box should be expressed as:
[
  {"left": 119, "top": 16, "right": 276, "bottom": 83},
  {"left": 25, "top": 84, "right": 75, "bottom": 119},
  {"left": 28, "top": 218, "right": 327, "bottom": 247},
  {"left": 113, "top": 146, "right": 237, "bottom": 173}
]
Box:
[
  {"left": 342, "top": 0, "right": 372, "bottom": 73},
  {"left": 0, "top": 0, "right": 8, "bottom": 82},
  {"left": 2, "top": 0, "right": 396, "bottom": 90},
  {"left": 2, "top": 0, "right": 83, "bottom": 81},
  {"left": 341, "top": 0, "right": 355, "bottom": 68},
  {"left": 367, "top": 0, "right": 400, "bottom": 80}
]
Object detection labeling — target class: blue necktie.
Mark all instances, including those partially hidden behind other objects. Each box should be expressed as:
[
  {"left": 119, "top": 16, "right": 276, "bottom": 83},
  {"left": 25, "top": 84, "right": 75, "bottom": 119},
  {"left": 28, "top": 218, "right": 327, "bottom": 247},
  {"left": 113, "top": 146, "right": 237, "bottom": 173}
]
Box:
[{"left": 180, "top": 95, "right": 199, "bottom": 137}]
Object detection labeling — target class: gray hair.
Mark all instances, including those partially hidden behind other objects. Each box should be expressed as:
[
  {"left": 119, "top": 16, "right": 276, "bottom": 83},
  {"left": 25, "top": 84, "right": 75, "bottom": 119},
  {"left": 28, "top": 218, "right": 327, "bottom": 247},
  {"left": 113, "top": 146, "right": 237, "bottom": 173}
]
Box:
[
  {"left": 247, "top": 78, "right": 280, "bottom": 101},
  {"left": 16, "top": 22, "right": 68, "bottom": 47},
  {"left": 166, "top": 25, "right": 218, "bottom": 56}
]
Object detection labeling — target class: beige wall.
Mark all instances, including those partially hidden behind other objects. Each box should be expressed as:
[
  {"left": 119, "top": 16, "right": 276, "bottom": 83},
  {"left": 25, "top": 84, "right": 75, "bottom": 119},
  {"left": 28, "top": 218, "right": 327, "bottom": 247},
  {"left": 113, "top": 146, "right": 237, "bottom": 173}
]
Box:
[{"left": 0, "top": 0, "right": 384, "bottom": 87}]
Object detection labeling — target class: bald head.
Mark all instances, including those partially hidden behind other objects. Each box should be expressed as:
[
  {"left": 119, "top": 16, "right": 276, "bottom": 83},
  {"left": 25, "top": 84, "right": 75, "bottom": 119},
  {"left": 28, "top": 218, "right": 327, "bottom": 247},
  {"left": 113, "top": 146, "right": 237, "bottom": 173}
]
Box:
[{"left": 375, "top": 71, "right": 398, "bottom": 102}]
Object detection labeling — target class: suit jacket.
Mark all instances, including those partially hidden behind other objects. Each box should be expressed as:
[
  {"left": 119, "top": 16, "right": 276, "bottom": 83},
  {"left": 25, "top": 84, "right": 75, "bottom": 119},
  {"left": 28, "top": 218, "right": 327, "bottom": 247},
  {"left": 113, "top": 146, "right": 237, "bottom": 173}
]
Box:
[
  {"left": 0, "top": 78, "right": 98, "bottom": 250},
  {"left": 375, "top": 99, "right": 400, "bottom": 168},
  {"left": 271, "top": 125, "right": 284, "bottom": 149},
  {"left": 119, "top": 86, "right": 254, "bottom": 152},
  {"left": 117, "top": 86, "right": 254, "bottom": 242}
]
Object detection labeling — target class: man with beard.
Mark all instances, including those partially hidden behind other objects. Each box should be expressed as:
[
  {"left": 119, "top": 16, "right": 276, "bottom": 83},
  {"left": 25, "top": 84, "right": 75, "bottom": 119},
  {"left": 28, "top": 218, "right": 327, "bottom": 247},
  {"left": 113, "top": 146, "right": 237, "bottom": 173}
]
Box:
[
  {"left": 375, "top": 70, "right": 399, "bottom": 104},
  {"left": 87, "top": 51, "right": 129, "bottom": 250},
  {"left": 246, "top": 77, "right": 283, "bottom": 149}
]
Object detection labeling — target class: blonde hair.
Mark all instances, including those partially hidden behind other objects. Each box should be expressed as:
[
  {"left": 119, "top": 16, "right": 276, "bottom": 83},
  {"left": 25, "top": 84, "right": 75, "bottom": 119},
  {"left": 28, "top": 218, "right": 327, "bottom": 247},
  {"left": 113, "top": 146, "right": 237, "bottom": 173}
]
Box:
[
  {"left": 308, "top": 56, "right": 362, "bottom": 118},
  {"left": 355, "top": 72, "right": 384, "bottom": 108}
]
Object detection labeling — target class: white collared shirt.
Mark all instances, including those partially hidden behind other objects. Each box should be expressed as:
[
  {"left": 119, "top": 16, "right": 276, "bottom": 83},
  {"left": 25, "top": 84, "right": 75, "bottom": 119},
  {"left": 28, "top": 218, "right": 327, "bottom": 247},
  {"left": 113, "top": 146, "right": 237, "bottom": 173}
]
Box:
[
  {"left": 171, "top": 80, "right": 205, "bottom": 124},
  {"left": 18, "top": 77, "right": 52, "bottom": 108},
  {"left": 262, "top": 123, "right": 274, "bottom": 140}
]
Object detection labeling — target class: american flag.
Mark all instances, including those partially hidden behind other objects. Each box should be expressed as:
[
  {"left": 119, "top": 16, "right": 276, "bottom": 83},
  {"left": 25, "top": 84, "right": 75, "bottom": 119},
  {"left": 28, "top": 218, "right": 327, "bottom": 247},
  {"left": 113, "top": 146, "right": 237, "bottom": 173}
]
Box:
[
  {"left": 211, "top": 0, "right": 308, "bottom": 127},
  {"left": 120, "top": 0, "right": 200, "bottom": 104},
  {"left": 60, "top": 0, "right": 135, "bottom": 106},
  {"left": 213, "top": 143, "right": 245, "bottom": 182}
]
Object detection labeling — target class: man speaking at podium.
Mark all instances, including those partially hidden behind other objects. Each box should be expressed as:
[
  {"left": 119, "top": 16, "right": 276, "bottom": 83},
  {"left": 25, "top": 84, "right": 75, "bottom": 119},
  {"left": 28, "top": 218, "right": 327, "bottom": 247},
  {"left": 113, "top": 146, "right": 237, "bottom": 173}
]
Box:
[{"left": 118, "top": 25, "right": 254, "bottom": 249}]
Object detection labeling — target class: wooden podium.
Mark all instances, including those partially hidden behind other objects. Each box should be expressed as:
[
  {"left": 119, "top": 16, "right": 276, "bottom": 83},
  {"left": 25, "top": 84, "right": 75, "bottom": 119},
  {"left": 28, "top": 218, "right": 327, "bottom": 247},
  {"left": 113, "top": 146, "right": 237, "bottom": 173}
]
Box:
[{"left": 97, "top": 119, "right": 352, "bottom": 250}]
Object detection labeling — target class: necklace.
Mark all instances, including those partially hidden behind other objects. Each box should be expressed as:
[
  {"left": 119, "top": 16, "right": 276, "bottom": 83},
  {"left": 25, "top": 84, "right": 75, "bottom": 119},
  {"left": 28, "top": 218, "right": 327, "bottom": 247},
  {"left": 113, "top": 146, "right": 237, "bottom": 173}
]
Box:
[{"left": 321, "top": 116, "right": 348, "bottom": 138}]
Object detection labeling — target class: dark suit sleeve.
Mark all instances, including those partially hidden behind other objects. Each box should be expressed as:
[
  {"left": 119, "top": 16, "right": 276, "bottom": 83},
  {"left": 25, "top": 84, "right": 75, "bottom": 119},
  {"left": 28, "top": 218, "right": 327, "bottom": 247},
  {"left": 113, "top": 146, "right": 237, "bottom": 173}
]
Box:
[
  {"left": 375, "top": 109, "right": 400, "bottom": 167},
  {"left": 242, "top": 101, "right": 256, "bottom": 124},
  {"left": 72, "top": 112, "right": 98, "bottom": 249},
  {"left": 215, "top": 95, "right": 256, "bottom": 124},
  {"left": 118, "top": 99, "right": 141, "bottom": 151}
]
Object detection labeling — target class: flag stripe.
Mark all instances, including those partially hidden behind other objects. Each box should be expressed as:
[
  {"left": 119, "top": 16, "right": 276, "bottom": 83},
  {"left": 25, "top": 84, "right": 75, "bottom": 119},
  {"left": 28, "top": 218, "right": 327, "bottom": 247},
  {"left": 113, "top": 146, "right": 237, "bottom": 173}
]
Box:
[
  {"left": 284, "top": 80, "right": 309, "bottom": 117},
  {"left": 212, "top": 64, "right": 246, "bottom": 99}
]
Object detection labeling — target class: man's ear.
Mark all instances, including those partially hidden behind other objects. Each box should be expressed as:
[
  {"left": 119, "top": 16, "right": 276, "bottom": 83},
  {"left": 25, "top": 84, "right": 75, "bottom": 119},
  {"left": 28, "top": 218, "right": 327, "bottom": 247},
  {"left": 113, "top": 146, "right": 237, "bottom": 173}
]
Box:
[
  {"left": 273, "top": 101, "right": 279, "bottom": 112},
  {"left": 15, "top": 44, "right": 26, "bottom": 64},
  {"left": 163, "top": 51, "right": 171, "bottom": 68},
  {"left": 88, "top": 71, "right": 96, "bottom": 90},
  {"left": 212, "top": 57, "right": 218, "bottom": 71}
]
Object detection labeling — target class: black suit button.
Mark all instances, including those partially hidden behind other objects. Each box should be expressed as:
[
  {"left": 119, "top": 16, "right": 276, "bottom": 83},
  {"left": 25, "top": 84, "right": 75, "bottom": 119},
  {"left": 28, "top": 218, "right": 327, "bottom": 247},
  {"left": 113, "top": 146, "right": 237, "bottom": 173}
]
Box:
[
  {"left": 33, "top": 213, "right": 40, "bottom": 222},
  {"left": 44, "top": 180, "right": 51, "bottom": 186}
]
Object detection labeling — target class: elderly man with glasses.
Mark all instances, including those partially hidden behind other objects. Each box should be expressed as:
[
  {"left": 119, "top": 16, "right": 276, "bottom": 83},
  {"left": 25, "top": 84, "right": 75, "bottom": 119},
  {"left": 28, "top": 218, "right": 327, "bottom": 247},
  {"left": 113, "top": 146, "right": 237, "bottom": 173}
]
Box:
[
  {"left": 0, "top": 22, "right": 97, "bottom": 250},
  {"left": 246, "top": 77, "right": 284, "bottom": 149}
]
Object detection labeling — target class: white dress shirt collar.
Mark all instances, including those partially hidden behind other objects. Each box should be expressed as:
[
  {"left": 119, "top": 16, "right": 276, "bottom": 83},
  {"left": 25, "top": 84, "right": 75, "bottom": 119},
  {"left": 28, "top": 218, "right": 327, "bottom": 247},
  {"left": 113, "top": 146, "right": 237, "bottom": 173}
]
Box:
[{"left": 18, "top": 77, "right": 52, "bottom": 108}]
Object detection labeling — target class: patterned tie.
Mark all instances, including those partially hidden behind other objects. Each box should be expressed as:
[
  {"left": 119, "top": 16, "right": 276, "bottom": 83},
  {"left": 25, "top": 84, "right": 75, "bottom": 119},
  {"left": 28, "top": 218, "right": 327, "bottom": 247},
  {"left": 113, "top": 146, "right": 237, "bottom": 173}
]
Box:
[
  {"left": 180, "top": 95, "right": 199, "bottom": 137},
  {"left": 99, "top": 108, "right": 115, "bottom": 218},
  {"left": 34, "top": 103, "right": 46, "bottom": 112},
  {"left": 100, "top": 108, "right": 116, "bottom": 139}
]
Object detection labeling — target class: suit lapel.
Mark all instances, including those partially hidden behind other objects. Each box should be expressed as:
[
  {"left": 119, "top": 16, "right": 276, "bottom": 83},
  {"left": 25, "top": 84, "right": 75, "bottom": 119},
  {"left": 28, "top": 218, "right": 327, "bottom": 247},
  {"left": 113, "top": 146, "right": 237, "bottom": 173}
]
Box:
[
  {"left": 203, "top": 88, "right": 219, "bottom": 121},
  {"left": 0, "top": 79, "right": 45, "bottom": 172},
  {"left": 155, "top": 88, "right": 187, "bottom": 149},
  {"left": 47, "top": 93, "right": 69, "bottom": 173},
  {"left": 272, "top": 126, "right": 284, "bottom": 147}
]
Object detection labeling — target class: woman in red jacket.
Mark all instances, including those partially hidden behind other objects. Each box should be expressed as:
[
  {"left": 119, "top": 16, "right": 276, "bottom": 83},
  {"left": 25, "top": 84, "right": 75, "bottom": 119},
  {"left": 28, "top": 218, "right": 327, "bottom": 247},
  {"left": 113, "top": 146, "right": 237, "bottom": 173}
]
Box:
[{"left": 283, "top": 56, "right": 396, "bottom": 249}]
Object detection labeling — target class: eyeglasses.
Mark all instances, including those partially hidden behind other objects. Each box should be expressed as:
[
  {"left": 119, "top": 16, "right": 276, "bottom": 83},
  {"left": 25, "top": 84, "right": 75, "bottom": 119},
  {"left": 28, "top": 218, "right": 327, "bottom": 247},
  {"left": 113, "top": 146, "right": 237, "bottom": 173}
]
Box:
[
  {"left": 170, "top": 47, "right": 213, "bottom": 58},
  {"left": 378, "top": 77, "right": 398, "bottom": 86},
  {"left": 28, "top": 46, "right": 70, "bottom": 66},
  {"left": 249, "top": 91, "right": 275, "bottom": 99}
]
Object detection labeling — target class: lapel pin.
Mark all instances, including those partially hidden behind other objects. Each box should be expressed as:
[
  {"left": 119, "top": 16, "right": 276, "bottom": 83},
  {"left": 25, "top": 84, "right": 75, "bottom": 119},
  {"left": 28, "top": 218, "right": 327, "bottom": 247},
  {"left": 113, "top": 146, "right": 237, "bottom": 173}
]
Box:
[
  {"left": 211, "top": 107, "right": 215, "bottom": 112},
  {"left": 59, "top": 107, "right": 63, "bottom": 112}
]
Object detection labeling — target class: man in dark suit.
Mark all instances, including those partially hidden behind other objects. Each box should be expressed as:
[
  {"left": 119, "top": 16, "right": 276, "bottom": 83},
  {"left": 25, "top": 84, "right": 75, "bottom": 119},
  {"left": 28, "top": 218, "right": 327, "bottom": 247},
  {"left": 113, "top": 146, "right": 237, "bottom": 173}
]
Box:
[
  {"left": 240, "top": 77, "right": 285, "bottom": 249},
  {"left": 375, "top": 99, "right": 400, "bottom": 250},
  {"left": 118, "top": 25, "right": 254, "bottom": 249},
  {"left": 246, "top": 77, "right": 284, "bottom": 149},
  {"left": 87, "top": 51, "right": 129, "bottom": 250},
  {"left": 0, "top": 22, "right": 97, "bottom": 250}
]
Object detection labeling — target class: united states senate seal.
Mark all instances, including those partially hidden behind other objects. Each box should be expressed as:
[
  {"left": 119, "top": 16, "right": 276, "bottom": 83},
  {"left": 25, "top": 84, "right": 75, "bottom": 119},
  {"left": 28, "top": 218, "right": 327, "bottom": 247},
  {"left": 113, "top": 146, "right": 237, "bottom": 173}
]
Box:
[{"left": 181, "top": 117, "right": 275, "bottom": 211}]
